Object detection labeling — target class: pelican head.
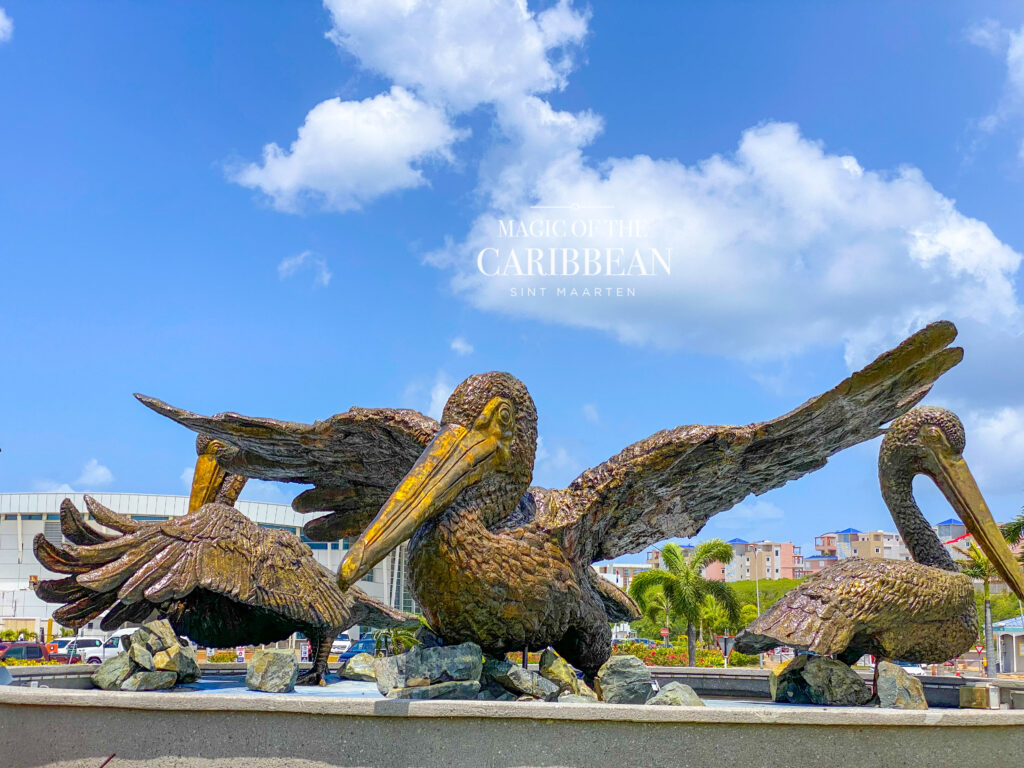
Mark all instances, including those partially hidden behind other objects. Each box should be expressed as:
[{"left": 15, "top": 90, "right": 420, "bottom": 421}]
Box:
[
  {"left": 188, "top": 435, "right": 246, "bottom": 513},
  {"left": 881, "top": 406, "right": 1024, "bottom": 600},
  {"left": 338, "top": 372, "right": 537, "bottom": 588}
]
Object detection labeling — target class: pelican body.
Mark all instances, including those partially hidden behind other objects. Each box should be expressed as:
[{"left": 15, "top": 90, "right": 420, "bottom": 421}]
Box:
[
  {"left": 34, "top": 437, "right": 416, "bottom": 685},
  {"left": 138, "top": 322, "right": 965, "bottom": 677},
  {"left": 735, "top": 407, "right": 1024, "bottom": 665}
]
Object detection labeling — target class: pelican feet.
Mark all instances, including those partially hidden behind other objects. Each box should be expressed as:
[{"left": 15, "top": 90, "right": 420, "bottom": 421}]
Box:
[{"left": 296, "top": 668, "right": 328, "bottom": 687}]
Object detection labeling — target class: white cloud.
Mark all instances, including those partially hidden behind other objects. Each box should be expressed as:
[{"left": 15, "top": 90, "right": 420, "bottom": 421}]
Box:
[
  {"left": 322, "top": 0, "right": 588, "bottom": 111},
  {"left": 581, "top": 403, "right": 599, "bottom": 424},
  {"left": 962, "top": 406, "right": 1024, "bottom": 494},
  {"left": 0, "top": 8, "right": 12, "bottom": 43},
  {"left": 449, "top": 336, "right": 474, "bottom": 356},
  {"left": 968, "top": 19, "right": 1024, "bottom": 159},
  {"left": 180, "top": 466, "right": 194, "bottom": 491},
  {"left": 428, "top": 371, "right": 455, "bottom": 422},
  {"left": 76, "top": 459, "right": 114, "bottom": 488},
  {"left": 33, "top": 459, "right": 113, "bottom": 493},
  {"left": 533, "top": 435, "right": 582, "bottom": 488},
  {"left": 231, "top": 86, "right": 464, "bottom": 212},
  {"left": 439, "top": 122, "right": 1022, "bottom": 364},
  {"left": 278, "top": 250, "right": 332, "bottom": 287}
]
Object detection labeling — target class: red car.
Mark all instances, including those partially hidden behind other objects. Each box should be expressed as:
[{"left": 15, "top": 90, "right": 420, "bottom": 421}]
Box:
[{"left": 0, "top": 642, "right": 55, "bottom": 663}]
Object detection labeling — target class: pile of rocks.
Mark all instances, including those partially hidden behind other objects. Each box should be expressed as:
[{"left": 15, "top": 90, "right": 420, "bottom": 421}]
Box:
[
  {"left": 362, "top": 642, "right": 704, "bottom": 706},
  {"left": 92, "top": 619, "right": 201, "bottom": 692},
  {"left": 769, "top": 655, "right": 927, "bottom": 709}
]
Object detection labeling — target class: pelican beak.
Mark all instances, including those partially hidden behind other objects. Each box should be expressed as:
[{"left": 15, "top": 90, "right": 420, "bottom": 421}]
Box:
[
  {"left": 188, "top": 445, "right": 228, "bottom": 514},
  {"left": 338, "top": 397, "right": 514, "bottom": 589},
  {"left": 927, "top": 434, "right": 1024, "bottom": 601}
]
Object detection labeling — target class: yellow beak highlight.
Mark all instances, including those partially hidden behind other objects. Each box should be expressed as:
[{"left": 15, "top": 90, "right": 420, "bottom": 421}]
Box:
[
  {"left": 338, "top": 397, "right": 514, "bottom": 589},
  {"left": 928, "top": 438, "right": 1024, "bottom": 601},
  {"left": 188, "top": 445, "right": 229, "bottom": 514}
]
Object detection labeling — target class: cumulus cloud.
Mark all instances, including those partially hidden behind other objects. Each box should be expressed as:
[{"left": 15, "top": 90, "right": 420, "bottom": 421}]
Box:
[
  {"left": 0, "top": 8, "right": 12, "bottom": 43},
  {"left": 438, "top": 122, "right": 1022, "bottom": 364},
  {"left": 34, "top": 459, "right": 114, "bottom": 493},
  {"left": 232, "top": 87, "right": 464, "bottom": 212},
  {"left": 450, "top": 336, "right": 474, "bottom": 355},
  {"left": 278, "top": 250, "right": 332, "bottom": 287},
  {"left": 961, "top": 406, "right": 1024, "bottom": 494},
  {"left": 968, "top": 19, "right": 1024, "bottom": 159},
  {"left": 180, "top": 466, "right": 194, "bottom": 491},
  {"left": 428, "top": 372, "right": 455, "bottom": 421}
]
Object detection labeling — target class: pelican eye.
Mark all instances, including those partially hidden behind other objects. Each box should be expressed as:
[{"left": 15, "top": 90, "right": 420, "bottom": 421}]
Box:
[{"left": 498, "top": 403, "right": 513, "bottom": 426}]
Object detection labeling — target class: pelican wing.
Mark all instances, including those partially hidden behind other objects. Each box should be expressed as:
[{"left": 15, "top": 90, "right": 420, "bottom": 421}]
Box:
[
  {"left": 34, "top": 497, "right": 351, "bottom": 633},
  {"left": 544, "top": 321, "right": 962, "bottom": 563},
  {"left": 135, "top": 395, "right": 439, "bottom": 540}
]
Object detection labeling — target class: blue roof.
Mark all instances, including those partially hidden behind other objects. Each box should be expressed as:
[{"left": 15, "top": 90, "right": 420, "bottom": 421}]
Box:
[
  {"left": 835, "top": 528, "right": 861, "bottom": 534},
  {"left": 727, "top": 538, "right": 748, "bottom": 544},
  {"left": 993, "top": 617, "right": 1024, "bottom": 630},
  {"left": 807, "top": 555, "right": 837, "bottom": 560},
  {"left": 936, "top": 518, "right": 961, "bottom": 526}
]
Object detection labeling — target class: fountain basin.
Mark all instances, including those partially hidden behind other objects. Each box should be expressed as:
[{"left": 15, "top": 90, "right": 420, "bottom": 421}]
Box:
[{"left": 3, "top": 684, "right": 1024, "bottom": 768}]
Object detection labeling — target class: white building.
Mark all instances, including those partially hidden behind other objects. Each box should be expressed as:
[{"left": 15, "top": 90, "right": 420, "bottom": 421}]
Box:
[{"left": 0, "top": 492, "right": 415, "bottom": 640}]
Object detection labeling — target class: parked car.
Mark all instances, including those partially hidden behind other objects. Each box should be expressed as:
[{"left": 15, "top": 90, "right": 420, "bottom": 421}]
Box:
[
  {"left": 54, "top": 637, "right": 106, "bottom": 664},
  {"left": 338, "top": 637, "right": 377, "bottom": 662},
  {"left": 331, "top": 636, "right": 352, "bottom": 655},
  {"left": 0, "top": 642, "right": 52, "bottom": 663}
]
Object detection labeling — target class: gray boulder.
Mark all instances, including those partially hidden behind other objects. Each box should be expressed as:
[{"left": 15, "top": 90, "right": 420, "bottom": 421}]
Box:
[
  {"left": 92, "top": 652, "right": 134, "bottom": 691},
  {"left": 120, "top": 670, "right": 177, "bottom": 691},
  {"left": 558, "top": 693, "right": 600, "bottom": 703},
  {"left": 374, "top": 642, "right": 482, "bottom": 695},
  {"left": 142, "top": 619, "right": 180, "bottom": 652},
  {"left": 876, "top": 661, "right": 928, "bottom": 710},
  {"left": 770, "top": 655, "right": 871, "bottom": 706},
  {"left": 175, "top": 644, "right": 202, "bottom": 684},
  {"left": 483, "top": 659, "right": 560, "bottom": 701},
  {"left": 246, "top": 648, "right": 299, "bottom": 693},
  {"left": 339, "top": 652, "right": 377, "bottom": 682},
  {"left": 647, "top": 681, "right": 705, "bottom": 707},
  {"left": 538, "top": 649, "right": 596, "bottom": 699},
  {"left": 594, "top": 655, "right": 654, "bottom": 704},
  {"left": 128, "top": 642, "right": 155, "bottom": 671},
  {"left": 386, "top": 680, "right": 481, "bottom": 700}
]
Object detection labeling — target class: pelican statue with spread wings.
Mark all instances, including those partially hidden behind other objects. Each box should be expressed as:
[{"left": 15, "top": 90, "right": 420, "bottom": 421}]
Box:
[
  {"left": 137, "top": 322, "right": 961, "bottom": 677},
  {"left": 33, "top": 436, "right": 418, "bottom": 685},
  {"left": 734, "top": 406, "right": 1024, "bottom": 668}
]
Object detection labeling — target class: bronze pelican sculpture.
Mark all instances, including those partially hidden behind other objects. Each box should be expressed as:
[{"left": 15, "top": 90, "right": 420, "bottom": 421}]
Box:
[
  {"left": 734, "top": 406, "right": 1024, "bottom": 666},
  {"left": 138, "top": 322, "right": 961, "bottom": 677},
  {"left": 34, "top": 436, "right": 417, "bottom": 685}
]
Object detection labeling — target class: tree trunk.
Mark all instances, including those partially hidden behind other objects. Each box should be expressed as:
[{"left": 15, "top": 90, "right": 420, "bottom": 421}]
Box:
[
  {"left": 686, "top": 622, "right": 697, "bottom": 668},
  {"left": 984, "top": 592, "right": 996, "bottom": 678}
]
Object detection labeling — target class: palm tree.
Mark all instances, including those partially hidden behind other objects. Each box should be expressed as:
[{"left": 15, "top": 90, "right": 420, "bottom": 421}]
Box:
[
  {"left": 954, "top": 541, "right": 998, "bottom": 678},
  {"left": 629, "top": 540, "right": 740, "bottom": 666},
  {"left": 1003, "top": 513, "right": 1024, "bottom": 565}
]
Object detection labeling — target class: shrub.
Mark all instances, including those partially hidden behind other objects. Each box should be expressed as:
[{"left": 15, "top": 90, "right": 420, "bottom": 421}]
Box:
[
  {"left": 0, "top": 659, "right": 62, "bottom": 666},
  {"left": 727, "top": 650, "right": 761, "bottom": 667},
  {"left": 207, "top": 650, "right": 239, "bottom": 663}
]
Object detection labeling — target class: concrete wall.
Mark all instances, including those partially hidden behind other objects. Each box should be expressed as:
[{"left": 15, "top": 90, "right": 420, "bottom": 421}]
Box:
[{"left": 2, "top": 687, "right": 1024, "bottom": 768}]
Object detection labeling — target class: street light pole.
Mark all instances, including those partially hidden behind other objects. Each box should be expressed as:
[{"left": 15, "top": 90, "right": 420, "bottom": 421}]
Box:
[{"left": 753, "top": 547, "right": 764, "bottom": 669}]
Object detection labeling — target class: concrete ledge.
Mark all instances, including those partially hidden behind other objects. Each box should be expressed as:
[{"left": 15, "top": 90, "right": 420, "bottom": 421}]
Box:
[{"left": 2, "top": 686, "right": 1024, "bottom": 768}]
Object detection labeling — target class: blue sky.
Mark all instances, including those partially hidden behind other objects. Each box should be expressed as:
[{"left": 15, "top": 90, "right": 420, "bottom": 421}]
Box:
[{"left": 3, "top": 1, "right": 1024, "bottom": 562}]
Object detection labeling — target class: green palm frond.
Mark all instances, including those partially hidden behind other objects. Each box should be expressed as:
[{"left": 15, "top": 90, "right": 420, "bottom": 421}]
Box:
[
  {"left": 659, "top": 542, "right": 688, "bottom": 574},
  {"left": 689, "top": 539, "right": 735, "bottom": 570},
  {"left": 1003, "top": 514, "right": 1024, "bottom": 547}
]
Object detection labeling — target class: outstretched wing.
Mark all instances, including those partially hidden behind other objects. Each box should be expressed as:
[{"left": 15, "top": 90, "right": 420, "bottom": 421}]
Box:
[
  {"left": 34, "top": 496, "right": 352, "bottom": 633},
  {"left": 135, "top": 396, "right": 439, "bottom": 541},
  {"left": 543, "top": 321, "right": 961, "bottom": 563}
]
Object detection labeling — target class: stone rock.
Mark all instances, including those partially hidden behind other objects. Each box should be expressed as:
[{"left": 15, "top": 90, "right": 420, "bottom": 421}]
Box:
[
  {"left": 558, "top": 693, "right": 600, "bottom": 703},
  {"left": 647, "top": 682, "right": 705, "bottom": 707},
  {"left": 92, "top": 652, "right": 134, "bottom": 691},
  {"left": 876, "top": 661, "right": 928, "bottom": 710},
  {"left": 175, "top": 644, "right": 202, "bottom": 684},
  {"left": 415, "top": 626, "right": 445, "bottom": 648},
  {"left": 374, "top": 642, "right": 483, "bottom": 695},
  {"left": 386, "top": 680, "right": 481, "bottom": 700},
  {"left": 152, "top": 647, "right": 179, "bottom": 673},
  {"left": 771, "top": 655, "right": 871, "bottom": 706},
  {"left": 483, "top": 658, "right": 560, "bottom": 701},
  {"left": 594, "top": 655, "right": 654, "bottom": 704},
  {"left": 0, "top": 665, "right": 11, "bottom": 686},
  {"left": 120, "top": 670, "right": 177, "bottom": 691},
  {"left": 142, "top": 619, "right": 180, "bottom": 653},
  {"left": 340, "top": 652, "right": 377, "bottom": 682},
  {"left": 538, "top": 649, "right": 596, "bottom": 699},
  {"left": 246, "top": 648, "right": 299, "bottom": 693},
  {"left": 128, "top": 642, "right": 155, "bottom": 671}
]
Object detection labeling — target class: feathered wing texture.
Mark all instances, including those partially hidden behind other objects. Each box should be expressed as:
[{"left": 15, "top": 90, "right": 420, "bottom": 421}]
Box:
[
  {"left": 543, "top": 321, "right": 962, "bottom": 563},
  {"left": 733, "top": 558, "right": 976, "bottom": 662},
  {"left": 134, "top": 395, "right": 439, "bottom": 541},
  {"left": 34, "top": 497, "right": 356, "bottom": 635}
]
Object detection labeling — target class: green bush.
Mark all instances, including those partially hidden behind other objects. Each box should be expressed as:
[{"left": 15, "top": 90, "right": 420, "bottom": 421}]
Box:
[
  {"left": 610, "top": 645, "right": 727, "bottom": 668},
  {"left": 727, "top": 650, "right": 761, "bottom": 667},
  {"left": 207, "top": 650, "right": 239, "bottom": 663}
]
